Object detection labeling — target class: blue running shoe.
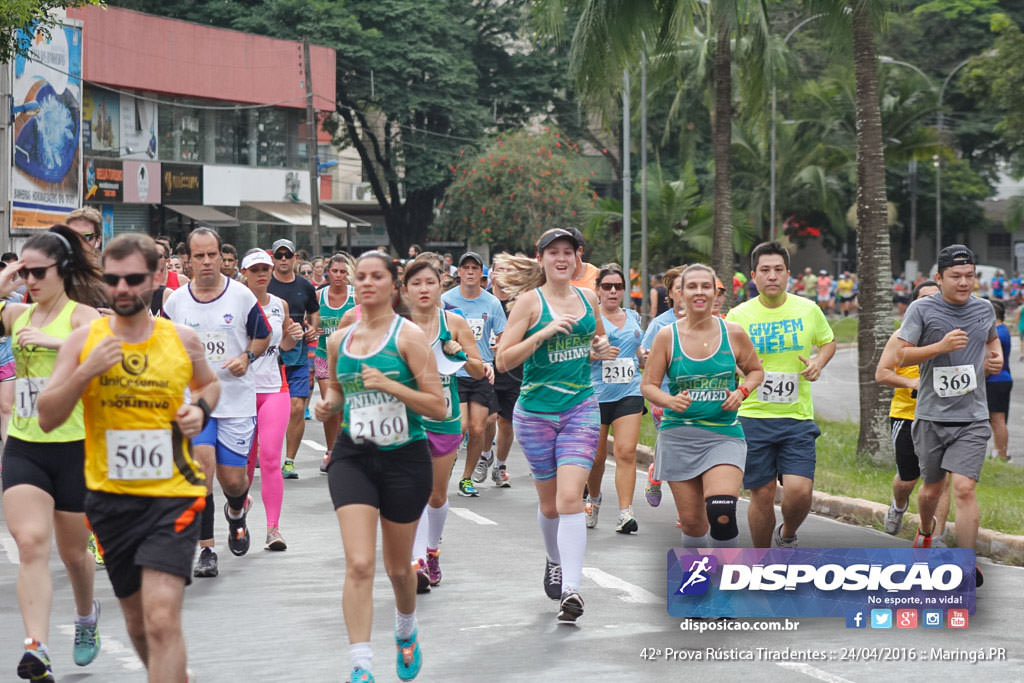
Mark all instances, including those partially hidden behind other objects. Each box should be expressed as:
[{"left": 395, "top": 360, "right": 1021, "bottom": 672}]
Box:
[
  {"left": 18, "top": 640, "right": 53, "bottom": 681},
  {"left": 349, "top": 667, "right": 374, "bottom": 682},
  {"left": 395, "top": 629, "right": 422, "bottom": 680},
  {"left": 73, "top": 599, "right": 101, "bottom": 666}
]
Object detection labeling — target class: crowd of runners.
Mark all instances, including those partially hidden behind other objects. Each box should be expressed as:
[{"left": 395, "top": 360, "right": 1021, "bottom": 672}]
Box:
[{"left": 0, "top": 211, "right": 1001, "bottom": 682}]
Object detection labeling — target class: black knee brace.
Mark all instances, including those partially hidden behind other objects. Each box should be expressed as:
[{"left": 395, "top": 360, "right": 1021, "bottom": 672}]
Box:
[
  {"left": 705, "top": 495, "right": 738, "bottom": 541},
  {"left": 225, "top": 488, "right": 250, "bottom": 514}
]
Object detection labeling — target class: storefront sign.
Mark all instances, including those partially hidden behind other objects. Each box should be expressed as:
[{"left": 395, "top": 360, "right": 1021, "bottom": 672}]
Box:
[
  {"left": 84, "top": 158, "right": 123, "bottom": 202},
  {"left": 123, "top": 160, "right": 161, "bottom": 203},
  {"left": 161, "top": 163, "right": 203, "bottom": 204}
]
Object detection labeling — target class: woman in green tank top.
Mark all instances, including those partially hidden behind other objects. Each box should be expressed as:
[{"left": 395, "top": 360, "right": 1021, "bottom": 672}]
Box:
[
  {"left": 642, "top": 264, "right": 763, "bottom": 550},
  {"left": 314, "top": 252, "right": 356, "bottom": 465},
  {"left": 0, "top": 226, "right": 105, "bottom": 678},
  {"left": 313, "top": 251, "right": 445, "bottom": 683},
  {"left": 402, "top": 258, "right": 485, "bottom": 590},
  {"left": 494, "top": 228, "right": 616, "bottom": 624}
]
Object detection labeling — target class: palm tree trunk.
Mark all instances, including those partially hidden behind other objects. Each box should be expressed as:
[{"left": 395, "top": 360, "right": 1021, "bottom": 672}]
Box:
[
  {"left": 711, "top": 22, "right": 734, "bottom": 309},
  {"left": 851, "top": 4, "right": 893, "bottom": 462}
]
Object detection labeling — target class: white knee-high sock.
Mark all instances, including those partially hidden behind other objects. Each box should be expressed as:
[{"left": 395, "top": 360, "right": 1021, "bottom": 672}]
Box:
[
  {"left": 426, "top": 501, "right": 449, "bottom": 550},
  {"left": 537, "top": 508, "right": 560, "bottom": 563},
  {"left": 557, "top": 512, "right": 587, "bottom": 592},
  {"left": 411, "top": 506, "right": 429, "bottom": 563}
]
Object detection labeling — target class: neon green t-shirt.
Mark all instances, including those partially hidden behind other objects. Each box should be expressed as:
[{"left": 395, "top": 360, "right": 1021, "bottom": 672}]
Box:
[{"left": 725, "top": 293, "right": 834, "bottom": 420}]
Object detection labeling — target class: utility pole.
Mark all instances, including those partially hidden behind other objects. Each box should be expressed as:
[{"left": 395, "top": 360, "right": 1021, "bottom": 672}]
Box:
[
  {"left": 0, "top": 63, "right": 11, "bottom": 252},
  {"left": 640, "top": 52, "right": 648, "bottom": 322},
  {"left": 621, "top": 69, "right": 631, "bottom": 282},
  {"left": 303, "top": 40, "right": 323, "bottom": 257}
]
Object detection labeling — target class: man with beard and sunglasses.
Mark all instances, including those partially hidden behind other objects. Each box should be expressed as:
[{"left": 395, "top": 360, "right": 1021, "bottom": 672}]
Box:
[
  {"left": 163, "top": 228, "right": 270, "bottom": 579},
  {"left": 39, "top": 232, "right": 220, "bottom": 681}
]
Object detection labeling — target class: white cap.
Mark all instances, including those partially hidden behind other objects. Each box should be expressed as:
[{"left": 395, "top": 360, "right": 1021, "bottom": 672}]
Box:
[{"left": 241, "top": 250, "right": 274, "bottom": 270}]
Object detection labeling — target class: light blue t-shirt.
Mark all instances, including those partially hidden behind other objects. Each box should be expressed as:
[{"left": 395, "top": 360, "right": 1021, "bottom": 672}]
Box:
[
  {"left": 591, "top": 308, "right": 643, "bottom": 403},
  {"left": 441, "top": 287, "right": 507, "bottom": 377},
  {"left": 642, "top": 308, "right": 680, "bottom": 392}
]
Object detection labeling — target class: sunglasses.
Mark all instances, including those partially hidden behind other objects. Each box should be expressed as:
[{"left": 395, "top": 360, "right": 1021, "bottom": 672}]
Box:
[
  {"left": 599, "top": 282, "right": 626, "bottom": 291},
  {"left": 19, "top": 263, "right": 57, "bottom": 280},
  {"left": 102, "top": 273, "right": 150, "bottom": 286},
  {"left": 80, "top": 232, "right": 100, "bottom": 243},
  {"left": 274, "top": 252, "right": 294, "bottom": 260}
]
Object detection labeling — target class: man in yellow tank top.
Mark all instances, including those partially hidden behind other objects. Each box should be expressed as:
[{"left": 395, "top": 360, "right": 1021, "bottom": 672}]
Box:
[{"left": 38, "top": 233, "right": 220, "bottom": 681}]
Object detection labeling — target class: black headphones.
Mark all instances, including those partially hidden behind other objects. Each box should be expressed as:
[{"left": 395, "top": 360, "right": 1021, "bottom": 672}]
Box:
[{"left": 50, "top": 231, "right": 73, "bottom": 272}]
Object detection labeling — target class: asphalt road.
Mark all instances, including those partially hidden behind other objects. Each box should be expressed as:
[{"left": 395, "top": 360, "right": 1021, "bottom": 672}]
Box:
[
  {"left": 1, "top": 432, "right": 1022, "bottom": 682},
  {"left": 813, "top": 344, "right": 1024, "bottom": 463}
]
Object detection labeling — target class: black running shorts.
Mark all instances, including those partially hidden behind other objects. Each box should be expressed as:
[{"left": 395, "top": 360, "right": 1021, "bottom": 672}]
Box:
[
  {"left": 85, "top": 491, "right": 204, "bottom": 598},
  {"left": 1, "top": 437, "right": 86, "bottom": 512},
  {"left": 327, "top": 432, "right": 431, "bottom": 523}
]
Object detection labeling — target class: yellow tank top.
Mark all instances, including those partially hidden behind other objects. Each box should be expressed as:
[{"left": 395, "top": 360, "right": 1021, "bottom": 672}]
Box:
[
  {"left": 889, "top": 365, "right": 919, "bottom": 420},
  {"left": 8, "top": 300, "right": 83, "bottom": 442},
  {"left": 81, "top": 317, "right": 206, "bottom": 497}
]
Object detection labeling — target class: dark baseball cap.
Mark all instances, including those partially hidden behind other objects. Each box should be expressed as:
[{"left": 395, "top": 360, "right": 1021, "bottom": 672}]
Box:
[
  {"left": 937, "top": 244, "right": 975, "bottom": 271},
  {"left": 536, "top": 228, "right": 580, "bottom": 253},
  {"left": 458, "top": 251, "right": 484, "bottom": 267}
]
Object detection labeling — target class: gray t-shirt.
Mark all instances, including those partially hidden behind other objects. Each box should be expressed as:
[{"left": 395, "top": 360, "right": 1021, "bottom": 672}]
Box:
[{"left": 897, "top": 293, "right": 996, "bottom": 421}]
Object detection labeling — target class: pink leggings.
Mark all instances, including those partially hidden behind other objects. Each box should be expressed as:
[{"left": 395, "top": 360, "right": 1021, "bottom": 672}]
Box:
[{"left": 247, "top": 391, "right": 289, "bottom": 527}]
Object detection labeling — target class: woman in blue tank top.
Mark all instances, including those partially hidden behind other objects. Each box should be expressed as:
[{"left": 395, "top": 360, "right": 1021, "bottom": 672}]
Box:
[
  {"left": 314, "top": 251, "right": 445, "bottom": 683},
  {"left": 495, "top": 228, "right": 616, "bottom": 624},
  {"left": 642, "top": 264, "right": 763, "bottom": 550}
]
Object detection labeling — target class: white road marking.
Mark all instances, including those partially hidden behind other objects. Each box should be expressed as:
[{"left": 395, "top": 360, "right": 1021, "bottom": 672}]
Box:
[
  {"left": 0, "top": 528, "right": 18, "bottom": 564},
  {"left": 58, "top": 624, "right": 145, "bottom": 671},
  {"left": 775, "top": 662, "right": 857, "bottom": 683},
  {"left": 301, "top": 439, "right": 326, "bottom": 452},
  {"left": 582, "top": 567, "right": 661, "bottom": 604},
  {"left": 448, "top": 507, "right": 498, "bottom": 526}
]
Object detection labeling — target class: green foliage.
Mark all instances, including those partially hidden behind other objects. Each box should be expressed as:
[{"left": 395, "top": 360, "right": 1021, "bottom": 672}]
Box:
[
  {"left": 1, "top": 0, "right": 103, "bottom": 63},
  {"left": 432, "top": 128, "right": 597, "bottom": 253},
  {"left": 961, "top": 15, "right": 1024, "bottom": 158}
]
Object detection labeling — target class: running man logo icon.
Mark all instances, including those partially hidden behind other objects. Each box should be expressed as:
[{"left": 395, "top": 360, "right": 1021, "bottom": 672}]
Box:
[{"left": 676, "top": 555, "right": 718, "bottom": 596}]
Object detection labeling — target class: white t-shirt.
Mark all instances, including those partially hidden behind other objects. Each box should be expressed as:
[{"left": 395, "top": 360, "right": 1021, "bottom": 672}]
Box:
[
  {"left": 251, "top": 293, "right": 287, "bottom": 394},
  {"left": 164, "top": 276, "right": 270, "bottom": 417}
]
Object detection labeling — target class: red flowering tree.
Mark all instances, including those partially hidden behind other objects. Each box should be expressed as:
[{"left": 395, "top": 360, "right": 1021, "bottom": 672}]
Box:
[{"left": 432, "top": 128, "right": 597, "bottom": 252}]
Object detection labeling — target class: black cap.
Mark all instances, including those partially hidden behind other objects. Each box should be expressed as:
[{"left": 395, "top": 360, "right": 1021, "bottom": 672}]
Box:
[
  {"left": 937, "top": 244, "right": 975, "bottom": 271},
  {"left": 458, "top": 251, "right": 484, "bottom": 267},
  {"left": 536, "top": 228, "right": 579, "bottom": 253}
]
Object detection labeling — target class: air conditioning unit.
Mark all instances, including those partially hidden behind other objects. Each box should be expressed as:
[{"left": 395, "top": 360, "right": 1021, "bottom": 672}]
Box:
[{"left": 351, "top": 182, "right": 374, "bottom": 201}]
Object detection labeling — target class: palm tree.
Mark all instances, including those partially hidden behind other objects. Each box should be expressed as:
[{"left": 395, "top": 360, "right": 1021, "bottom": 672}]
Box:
[
  {"left": 809, "top": 0, "right": 897, "bottom": 461},
  {"left": 536, "top": 1, "right": 769, "bottom": 308}
]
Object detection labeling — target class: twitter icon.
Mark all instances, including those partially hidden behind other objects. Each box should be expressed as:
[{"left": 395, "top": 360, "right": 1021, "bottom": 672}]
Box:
[{"left": 870, "top": 609, "right": 892, "bottom": 629}]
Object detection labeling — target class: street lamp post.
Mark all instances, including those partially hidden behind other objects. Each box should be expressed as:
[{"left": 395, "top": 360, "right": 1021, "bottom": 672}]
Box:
[
  {"left": 934, "top": 58, "right": 971, "bottom": 263},
  {"left": 770, "top": 14, "right": 823, "bottom": 242}
]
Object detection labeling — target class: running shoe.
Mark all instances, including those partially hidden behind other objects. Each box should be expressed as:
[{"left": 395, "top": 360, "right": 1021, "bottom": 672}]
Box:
[
  {"left": 349, "top": 668, "right": 374, "bottom": 683},
  {"left": 17, "top": 640, "right": 53, "bottom": 682},
  {"left": 975, "top": 564, "right": 984, "bottom": 588},
  {"left": 645, "top": 462, "right": 662, "bottom": 507},
  {"left": 193, "top": 547, "right": 219, "bottom": 578},
  {"left": 543, "top": 559, "right": 562, "bottom": 600},
  {"left": 772, "top": 523, "right": 798, "bottom": 548},
  {"left": 456, "top": 478, "right": 479, "bottom": 497},
  {"left": 425, "top": 548, "right": 442, "bottom": 586},
  {"left": 224, "top": 498, "right": 252, "bottom": 557},
  {"left": 320, "top": 452, "right": 330, "bottom": 474},
  {"left": 87, "top": 533, "right": 104, "bottom": 566},
  {"left": 584, "top": 495, "right": 601, "bottom": 529},
  {"left": 557, "top": 590, "right": 584, "bottom": 622},
  {"left": 281, "top": 460, "right": 298, "bottom": 479},
  {"left": 912, "top": 518, "right": 935, "bottom": 548},
  {"left": 884, "top": 500, "right": 906, "bottom": 535},
  {"left": 472, "top": 451, "right": 494, "bottom": 483},
  {"left": 72, "top": 600, "right": 101, "bottom": 666},
  {"left": 265, "top": 528, "right": 287, "bottom": 552},
  {"left": 615, "top": 508, "right": 638, "bottom": 534},
  {"left": 414, "top": 560, "right": 431, "bottom": 594},
  {"left": 491, "top": 464, "right": 511, "bottom": 488},
  {"left": 395, "top": 629, "right": 422, "bottom": 681}
]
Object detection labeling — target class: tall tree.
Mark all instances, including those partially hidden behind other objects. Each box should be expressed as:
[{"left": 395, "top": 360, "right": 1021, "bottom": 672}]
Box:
[
  {"left": 810, "top": 0, "right": 895, "bottom": 461},
  {"left": 1, "top": 0, "right": 102, "bottom": 63}
]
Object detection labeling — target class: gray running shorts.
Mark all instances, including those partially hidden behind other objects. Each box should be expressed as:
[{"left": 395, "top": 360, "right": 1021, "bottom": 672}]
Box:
[{"left": 911, "top": 419, "right": 990, "bottom": 483}]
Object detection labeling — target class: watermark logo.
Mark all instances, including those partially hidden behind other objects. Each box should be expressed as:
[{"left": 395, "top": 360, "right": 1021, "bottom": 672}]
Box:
[
  {"left": 845, "top": 611, "right": 866, "bottom": 629},
  {"left": 676, "top": 555, "right": 718, "bottom": 597},
  {"left": 948, "top": 609, "right": 969, "bottom": 629},
  {"left": 870, "top": 609, "right": 892, "bottom": 629},
  {"left": 896, "top": 609, "right": 918, "bottom": 629}
]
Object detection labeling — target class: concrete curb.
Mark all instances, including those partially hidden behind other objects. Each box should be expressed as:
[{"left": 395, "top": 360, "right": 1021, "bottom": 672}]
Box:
[{"left": 614, "top": 437, "right": 1024, "bottom": 566}]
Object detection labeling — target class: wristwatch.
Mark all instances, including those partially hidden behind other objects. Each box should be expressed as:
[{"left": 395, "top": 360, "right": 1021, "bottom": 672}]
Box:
[{"left": 246, "top": 350, "right": 256, "bottom": 364}]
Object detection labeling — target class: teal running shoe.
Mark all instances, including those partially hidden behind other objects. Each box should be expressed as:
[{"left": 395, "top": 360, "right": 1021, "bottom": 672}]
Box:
[
  {"left": 395, "top": 629, "right": 422, "bottom": 680},
  {"left": 349, "top": 666, "right": 375, "bottom": 682},
  {"left": 72, "top": 600, "right": 101, "bottom": 666},
  {"left": 17, "top": 640, "right": 53, "bottom": 681}
]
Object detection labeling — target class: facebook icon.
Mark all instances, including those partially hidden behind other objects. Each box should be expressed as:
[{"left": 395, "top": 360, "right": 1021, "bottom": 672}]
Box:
[{"left": 846, "top": 611, "right": 866, "bottom": 629}]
